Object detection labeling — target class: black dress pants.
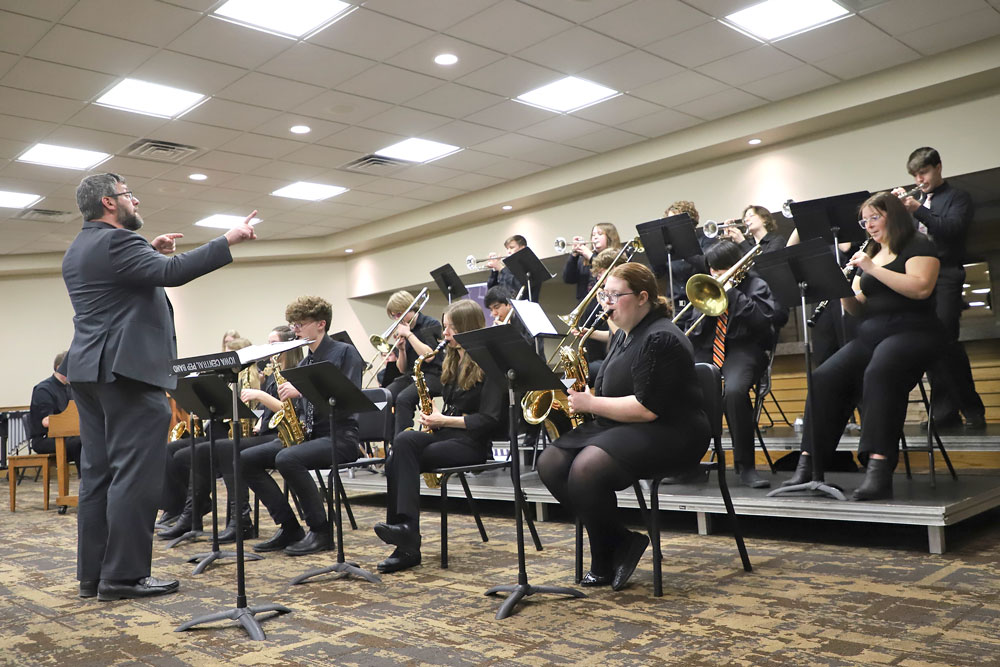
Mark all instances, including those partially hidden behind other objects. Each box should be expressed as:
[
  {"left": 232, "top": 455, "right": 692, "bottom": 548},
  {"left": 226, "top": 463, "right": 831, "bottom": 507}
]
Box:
[
  {"left": 73, "top": 377, "right": 172, "bottom": 582},
  {"left": 31, "top": 436, "right": 82, "bottom": 465},
  {"left": 720, "top": 344, "right": 768, "bottom": 471},
  {"left": 387, "top": 373, "right": 443, "bottom": 435},
  {"left": 384, "top": 428, "right": 489, "bottom": 532},
  {"left": 929, "top": 265, "right": 985, "bottom": 421}
]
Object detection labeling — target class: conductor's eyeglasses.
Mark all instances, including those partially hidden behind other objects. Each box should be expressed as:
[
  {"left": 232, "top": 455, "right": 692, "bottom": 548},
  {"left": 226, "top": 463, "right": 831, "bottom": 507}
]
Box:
[
  {"left": 597, "top": 290, "right": 635, "bottom": 305},
  {"left": 858, "top": 213, "right": 882, "bottom": 228}
]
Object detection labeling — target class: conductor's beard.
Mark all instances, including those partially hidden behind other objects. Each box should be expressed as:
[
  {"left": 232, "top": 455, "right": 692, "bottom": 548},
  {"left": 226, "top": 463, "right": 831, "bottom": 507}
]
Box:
[{"left": 117, "top": 207, "right": 144, "bottom": 231}]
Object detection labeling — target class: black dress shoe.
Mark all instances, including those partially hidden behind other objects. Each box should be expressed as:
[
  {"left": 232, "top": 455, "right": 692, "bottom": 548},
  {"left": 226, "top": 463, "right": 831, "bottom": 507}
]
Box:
[
  {"left": 156, "top": 513, "right": 192, "bottom": 540},
  {"left": 284, "top": 529, "right": 333, "bottom": 556},
  {"left": 580, "top": 571, "right": 612, "bottom": 587},
  {"left": 97, "top": 576, "right": 179, "bottom": 601},
  {"left": 217, "top": 516, "right": 254, "bottom": 544},
  {"left": 79, "top": 580, "right": 98, "bottom": 598},
  {"left": 964, "top": 415, "right": 987, "bottom": 430},
  {"left": 659, "top": 467, "right": 709, "bottom": 485},
  {"left": 377, "top": 549, "right": 421, "bottom": 573},
  {"left": 155, "top": 511, "right": 180, "bottom": 528},
  {"left": 612, "top": 531, "right": 649, "bottom": 591},
  {"left": 738, "top": 467, "right": 771, "bottom": 489},
  {"left": 252, "top": 525, "right": 304, "bottom": 552},
  {"left": 781, "top": 454, "right": 813, "bottom": 487},
  {"left": 373, "top": 522, "right": 421, "bottom": 552},
  {"left": 851, "top": 457, "right": 895, "bottom": 501}
]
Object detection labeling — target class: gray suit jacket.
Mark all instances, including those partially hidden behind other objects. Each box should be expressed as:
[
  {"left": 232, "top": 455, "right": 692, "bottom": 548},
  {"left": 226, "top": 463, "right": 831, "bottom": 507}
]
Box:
[{"left": 62, "top": 221, "right": 233, "bottom": 390}]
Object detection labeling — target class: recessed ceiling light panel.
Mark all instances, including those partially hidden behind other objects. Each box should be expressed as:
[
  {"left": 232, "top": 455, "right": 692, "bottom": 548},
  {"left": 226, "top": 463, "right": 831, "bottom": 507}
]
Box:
[
  {"left": 434, "top": 53, "right": 458, "bottom": 65},
  {"left": 290, "top": 125, "right": 311, "bottom": 134},
  {"left": 374, "top": 138, "right": 461, "bottom": 164},
  {"left": 195, "top": 213, "right": 262, "bottom": 229},
  {"left": 748, "top": 138, "right": 762, "bottom": 145},
  {"left": 96, "top": 78, "right": 205, "bottom": 119},
  {"left": 0, "top": 190, "right": 43, "bottom": 208},
  {"left": 502, "top": 205, "right": 513, "bottom": 211},
  {"left": 188, "top": 173, "right": 208, "bottom": 181},
  {"left": 724, "top": 0, "right": 850, "bottom": 41},
  {"left": 271, "top": 181, "right": 348, "bottom": 201},
  {"left": 213, "top": 0, "right": 355, "bottom": 39},
  {"left": 18, "top": 143, "right": 111, "bottom": 170},
  {"left": 516, "top": 76, "right": 619, "bottom": 114}
]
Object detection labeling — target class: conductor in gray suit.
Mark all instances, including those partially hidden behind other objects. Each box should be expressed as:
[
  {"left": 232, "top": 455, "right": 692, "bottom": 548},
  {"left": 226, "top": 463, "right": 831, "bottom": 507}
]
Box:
[{"left": 62, "top": 173, "right": 257, "bottom": 601}]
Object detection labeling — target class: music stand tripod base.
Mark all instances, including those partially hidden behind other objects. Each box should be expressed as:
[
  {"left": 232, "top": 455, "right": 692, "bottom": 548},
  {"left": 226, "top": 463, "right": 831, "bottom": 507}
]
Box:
[
  {"left": 175, "top": 602, "right": 292, "bottom": 641},
  {"left": 291, "top": 560, "right": 381, "bottom": 585},
  {"left": 188, "top": 548, "right": 263, "bottom": 576},
  {"left": 485, "top": 582, "right": 587, "bottom": 621},
  {"left": 767, "top": 480, "right": 847, "bottom": 501}
]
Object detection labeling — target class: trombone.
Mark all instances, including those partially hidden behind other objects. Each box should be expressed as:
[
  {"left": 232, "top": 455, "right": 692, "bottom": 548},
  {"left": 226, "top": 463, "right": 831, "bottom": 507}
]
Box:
[
  {"left": 702, "top": 219, "right": 747, "bottom": 239},
  {"left": 672, "top": 244, "right": 762, "bottom": 335},
  {"left": 363, "top": 287, "right": 430, "bottom": 386}
]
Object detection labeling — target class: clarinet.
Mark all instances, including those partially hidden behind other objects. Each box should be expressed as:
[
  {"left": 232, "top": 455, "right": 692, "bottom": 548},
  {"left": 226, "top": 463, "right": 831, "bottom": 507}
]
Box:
[{"left": 806, "top": 238, "right": 871, "bottom": 327}]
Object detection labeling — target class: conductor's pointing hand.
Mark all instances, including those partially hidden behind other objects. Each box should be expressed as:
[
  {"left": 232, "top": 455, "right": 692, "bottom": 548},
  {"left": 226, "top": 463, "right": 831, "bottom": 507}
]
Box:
[{"left": 224, "top": 210, "right": 259, "bottom": 246}]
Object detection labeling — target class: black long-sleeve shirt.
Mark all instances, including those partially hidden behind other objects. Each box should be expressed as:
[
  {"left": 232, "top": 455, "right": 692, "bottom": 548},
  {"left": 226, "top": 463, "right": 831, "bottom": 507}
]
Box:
[
  {"left": 441, "top": 375, "right": 505, "bottom": 443},
  {"left": 739, "top": 231, "right": 786, "bottom": 256},
  {"left": 28, "top": 375, "right": 71, "bottom": 444},
  {"left": 300, "top": 334, "right": 364, "bottom": 440},
  {"left": 911, "top": 180, "right": 972, "bottom": 267},
  {"left": 562, "top": 255, "right": 593, "bottom": 301}
]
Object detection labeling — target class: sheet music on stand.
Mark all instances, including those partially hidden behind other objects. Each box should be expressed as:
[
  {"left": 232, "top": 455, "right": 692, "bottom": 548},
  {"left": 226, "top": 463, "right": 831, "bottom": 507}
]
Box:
[
  {"left": 171, "top": 339, "right": 308, "bottom": 376},
  {"left": 508, "top": 301, "right": 575, "bottom": 390}
]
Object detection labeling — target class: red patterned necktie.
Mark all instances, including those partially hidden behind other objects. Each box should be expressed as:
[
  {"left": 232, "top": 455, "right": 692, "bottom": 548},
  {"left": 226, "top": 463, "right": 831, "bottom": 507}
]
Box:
[{"left": 712, "top": 310, "right": 728, "bottom": 368}]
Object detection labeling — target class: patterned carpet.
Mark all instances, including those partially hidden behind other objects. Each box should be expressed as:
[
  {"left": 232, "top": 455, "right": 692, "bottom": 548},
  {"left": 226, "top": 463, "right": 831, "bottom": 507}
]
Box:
[{"left": 2, "top": 473, "right": 1000, "bottom": 666}]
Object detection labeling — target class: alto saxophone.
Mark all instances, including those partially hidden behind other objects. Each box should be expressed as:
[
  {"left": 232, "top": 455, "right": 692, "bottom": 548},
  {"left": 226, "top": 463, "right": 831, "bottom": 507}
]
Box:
[
  {"left": 268, "top": 354, "right": 306, "bottom": 448},
  {"left": 229, "top": 365, "right": 259, "bottom": 439},
  {"left": 415, "top": 339, "right": 448, "bottom": 488}
]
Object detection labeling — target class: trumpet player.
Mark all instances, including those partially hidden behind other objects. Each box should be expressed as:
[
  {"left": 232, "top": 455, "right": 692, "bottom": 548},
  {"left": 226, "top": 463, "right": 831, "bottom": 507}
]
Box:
[
  {"left": 893, "top": 147, "right": 984, "bottom": 430},
  {"left": 562, "top": 223, "right": 622, "bottom": 301},
  {"left": 374, "top": 300, "right": 504, "bottom": 573},
  {"left": 486, "top": 235, "right": 543, "bottom": 302},
  {"left": 724, "top": 205, "right": 786, "bottom": 255},
  {"left": 678, "top": 240, "right": 787, "bottom": 489},
  {"left": 382, "top": 290, "right": 444, "bottom": 435},
  {"left": 664, "top": 200, "right": 710, "bottom": 307}
]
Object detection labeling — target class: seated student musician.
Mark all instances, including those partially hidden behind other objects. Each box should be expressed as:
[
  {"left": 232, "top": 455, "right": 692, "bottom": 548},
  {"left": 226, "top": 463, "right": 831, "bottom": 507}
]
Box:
[
  {"left": 680, "top": 240, "right": 788, "bottom": 488},
  {"left": 486, "top": 234, "right": 543, "bottom": 303},
  {"left": 537, "top": 263, "right": 710, "bottom": 591},
  {"left": 373, "top": 299, "right": 504, "bottom": 574},
  {"left": 782, "top": 192, "right": 942, "bottom": 500},
  {"left": 562, "top": 222, "right": 622, "bottom": 301},
  {"left": 724, "top": 205, "right": 786, "bottom": 255},
  {"left": 243, "top": 296, "right": 365, "bottom": 555},
  {"left": 382, "top": 290, "right": 443, "bottom": 436},
  {"left": 27, "top": 351, "right": 82, "bottom": 467}
]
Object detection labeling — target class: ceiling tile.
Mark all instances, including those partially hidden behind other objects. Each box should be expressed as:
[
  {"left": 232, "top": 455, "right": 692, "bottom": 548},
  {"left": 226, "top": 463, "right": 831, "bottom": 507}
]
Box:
[
  {"left": 572, "top": 94, "right": 664, "bottom": 125},
  {"left": 680, "top": 0, "right": 758, "bottom": 17},
  {"left": 644, "top": 19, "right": 758, "bottom": 68},
  {"left": 187, "top": 150, "right": 270, "bottom": 174},
  {"left": 41, "top": 125, "right": 135, "bottom": 154},
  {"left": 456, "top": 56, "right": 562, "bottom": 98},
  {"left": 519, "top": 115, "right": 607, "bottom": 143},
  {"left": 0, "top": 137, "right": 30, "bottom": 160},
  {"left": 319, "top": 126, "right": 407, "bottom": 154},
  {"left": 393, "top": 163, "right": 465, "bottom": 185},
  {"left": 181, "top": 99, "right": 281, "bottom": 132},
  {"left": 368, "top": 195, "right": 430, "bottom": 212},
  {"left": 217, "top": 73, "right": 326, "bottom": 111},
  {"left": 580, "top": 50, "right": 684, "bottom": 93},
  {"left": 0, "top": 87, "right": 86, "bottom": 123},
  {"left": 0, "top": 52, "right": 15, "bottom": 78},
  {"left": 446, "top": 0, "right": 574, "bottom": 54},
  {"left": 777, "top": 16, "right": 889, "bottom": 63},
  {"left": 472, "top": 133, "right": 553, "bottom": 159},
  {"left": 631, "top": 70, "right": 730, "bottom": 107},
  {"left": 258, "top": 43, "right": 375, "bottom": 89},
  {"left": 251, "top": 114, "right": 347, "bottom": 143},
  {"left": 520, "top": 141, "right": 594, "bottom": 167},
  {"left": 66, "top": 104, "right": 170, "bottom": 137},
  {"left": 672, "top": 88, "right": 767, "bottom": 121},
  {"left": 431, "top": 149, "right": 503, "bottom": 172},
  {"left": 310, "top": 168, "right": 378, "bottom": 189},
  {"left": 130, "top": 50, "right": 246, "bottom": 95},
  {"left": 585, "top": 0, "right": 712, "bottom": 46},
  {"left": 249, "top": 160, "right": 327, "bottom": 182},
  {"left": 860, "top": 0, "right": 988, "bottom": 35},
  {"left": 403, "top": 183, "right": 466, "bottom": 201},
  {"left": 517, "top": 0, "right": 634, "bottom": 23},
  {"left": 2, "top": 58, "right": 116, "bottom": 101},
  {"left": 357, "top": 106, "right": 452, "bottom": 136},
  {"left": 895, "top": 7, "right": 1000, "bottom": 55},
  {"left": 337, "top": 64, "right": 446, "bottom": 105},
  {"left": 221, "top": 173, "right": 290, "bottom": 195},
  {"left": 563, "top": 126, "right": 646, "bottom": 152},
  {"left": 188, "top": 186, "right": 259, "bottom": 206},
  {"left": 93, "top": 156, "right": 175, "bottom": 180},
  {"left": 696, "top": 46, "right": 802, "bottom": 87},
  {"left": 0, "top": 10, "right": 51, "bottom": 55},
  {"left": 475, "top": 158, "right": 547, "bottom": 179},
  {"left": 618, "top": 107, "right": 701, "bottom": 138},
  {"left": 152, "top": 120, "right": 242, "bottom": 151},
  {"left": 219, "top": 133, "right": 305, "bottom": 160},
  {"left": 334, "top": 190, "right": 390, "bottom": 206},
  {"left": 439, "top": 171, "right": 505, "bottom": 191},
  {"left": 405, "top": 83, "right": 505, "bottom": 118},
  {"left": 156, "top": 165, "right": 240, "bottom": 187},
  {"left": 0, "top": 113, "right": 57, "bottom": 143},
  {"left": 0, "top": 0, "right": 76, "bottom": 21},
  {"left": 61, "top": 0, "right": 201, "bottom": 48},
  {"left": 811, "top": 38, "right": 919, "bottom": 79},
  {"left": 422, "top": 120, "right": 505, "bottom": 147},
  {"left": 282, "top": 144, "right": 361, "bottom": 169},
  {"left": 310, "top": 8, "right": 435, "bottom": 61},
  {"left": 167, "top": 16, "right": 293, "bottom": 70},
  {"left": 516, "top": 26, "right": 632, "bottom": 74},
  {"left": 362, "top": 0, "right": 499, "bottom": 31},
  {"left": 293, "top": 91, "right": 394, "bottom": 126},
  {"left": 385, "top": 34, "right": 505, "bottom": 80},
  {"left": 0, "top": 160, "right": 97, "bottom": 186},
  {"left": 28, "top": 25, "right": 157, "bottom": 75},
  {"left": 355, "top": 177, "right": 424, "bottom": 196},
  {"left": 740, "top": 64, "right": 839, "bottom": 102}
]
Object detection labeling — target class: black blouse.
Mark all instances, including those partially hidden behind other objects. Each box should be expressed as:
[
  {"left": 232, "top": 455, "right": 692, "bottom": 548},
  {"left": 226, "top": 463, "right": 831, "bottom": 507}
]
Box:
[
  {"left": 859, "top": 234, "right": 938, "bottom": 318},
  {"left": 441, "top": 373, "right": 505, "bottom": 443}
]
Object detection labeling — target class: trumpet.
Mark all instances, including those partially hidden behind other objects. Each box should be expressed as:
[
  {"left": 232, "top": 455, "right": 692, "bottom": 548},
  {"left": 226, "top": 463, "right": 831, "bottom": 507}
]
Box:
[
  {"left": 702, "top": 219, "right": 748, "bottom": 239},
  {"left": 896, "top": 185, "right": 924, "bottom": 200},
  {"left": 466, "top": 254, "right": 497, "bottom": 271},
  {"left": 553, "top": 236, "right": 592, "bottom": 255}
]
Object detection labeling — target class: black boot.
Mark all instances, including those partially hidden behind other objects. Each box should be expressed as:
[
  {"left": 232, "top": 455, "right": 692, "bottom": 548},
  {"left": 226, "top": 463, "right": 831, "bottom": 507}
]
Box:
[
  {"left": 851, "top": 457, "right": 895, "bottom": 501},
  {"left": 157, "top": 497, "right": 194, "bottom": 539},
  {"left": 781, "top": 453, "right": 813, "bottom": 487},
  {"left": 217, "top": 500, "right": 254, "bottom": 544}
]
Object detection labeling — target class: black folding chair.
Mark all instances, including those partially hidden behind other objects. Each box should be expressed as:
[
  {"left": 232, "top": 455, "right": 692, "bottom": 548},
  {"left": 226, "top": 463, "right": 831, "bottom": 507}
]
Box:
[{"left": 899, "top": 377, "right": 957, "bottom": 487}]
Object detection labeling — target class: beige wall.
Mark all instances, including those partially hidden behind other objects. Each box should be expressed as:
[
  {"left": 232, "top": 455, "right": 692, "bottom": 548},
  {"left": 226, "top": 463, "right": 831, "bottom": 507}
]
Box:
[{"left": 2, "top": 88, "right": 999, "bottom": 408}]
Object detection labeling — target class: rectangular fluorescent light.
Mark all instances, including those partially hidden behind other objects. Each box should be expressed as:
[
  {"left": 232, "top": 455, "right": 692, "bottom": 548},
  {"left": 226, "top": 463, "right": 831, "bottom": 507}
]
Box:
[
  {"left": 971, "top": 288, "right": 991, "bottom": 294},
  {"left": 375, "top": 138, "right": 461, "bottom": 164},
  {"left": 96, "top": 78, "right": 205, "bottom": 119},
  {"left": 195, "top": 213, "right": 262, "bottom": 229},
  {"left": 271, "top": 181, "right": 348, "bottom": 201},
  {"left": 724, "top": 0, "right": 850, "bottom": 41},
  {"left": 0, "top": 190, "right": 44, "bottom": 208},
  {"left": 213, "top": 0, "right": 355, "bottom": 39},
  {"left": 18, "top": 143, "right": 111, "bottom": 170},
  {"left": 516, "top": 76, "right": 619, "bottom": 114}
]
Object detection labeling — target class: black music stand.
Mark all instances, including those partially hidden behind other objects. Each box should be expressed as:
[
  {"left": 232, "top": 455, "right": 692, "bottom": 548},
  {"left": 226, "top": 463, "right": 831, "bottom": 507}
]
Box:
[
  {"left": 790, "top": 191, "right": 869, "bottom": 344},
  {"left": 503, "top": 246, "right": 551, "bottom": 303},
  {"left": 431, "top": 263, "right": 468, "bottom": 304},
  {"left": 281, "top": 361, "right": 381, "bottom": 586},
  {"left": 455, "top": 325, "right": 585, "bottom": 620},
  {"left": 168, "top": 375, "right": 261, "bottom": 573},
  {"left": 638, "top": 214, "right": 703, "bottom": 308},
  {"left": 756, "top": 240, "right": 854, "bottom": 501}
]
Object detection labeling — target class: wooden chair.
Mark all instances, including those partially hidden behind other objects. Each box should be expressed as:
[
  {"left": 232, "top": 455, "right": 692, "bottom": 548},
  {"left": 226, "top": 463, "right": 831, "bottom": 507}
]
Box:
[
  {"left": 48, "top": 400, "right": 80, "bottom": 514},
  {"left": 8, "top": 452, "right": 56, "bottom": 511}
]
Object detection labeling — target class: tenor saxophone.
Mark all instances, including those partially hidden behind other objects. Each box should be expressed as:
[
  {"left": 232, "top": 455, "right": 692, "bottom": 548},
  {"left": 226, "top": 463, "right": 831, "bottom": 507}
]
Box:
[
  {"left": 268, "top": 354, "right": 306, "bottom": 447},
  {"left": 414, "top": 340, "right": 447, "bottom": 488}
]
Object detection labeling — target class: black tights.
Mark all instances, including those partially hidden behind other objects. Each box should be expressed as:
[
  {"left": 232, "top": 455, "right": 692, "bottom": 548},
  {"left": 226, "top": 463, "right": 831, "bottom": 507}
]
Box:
[{"left": 536, "top": 445, "right": 635, "bottom": 575}]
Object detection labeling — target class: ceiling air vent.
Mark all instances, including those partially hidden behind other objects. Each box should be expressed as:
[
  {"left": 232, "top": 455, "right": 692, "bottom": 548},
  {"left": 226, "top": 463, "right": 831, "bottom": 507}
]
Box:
[
  {"left": 339, "top": 154, "right": 411, "bottom": 175},
  {"left": 125, "top": 139, "right": 200, "bottom": 163},
  {"left": 14, "top": 208, "right": 77, "bottom": 224}
]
